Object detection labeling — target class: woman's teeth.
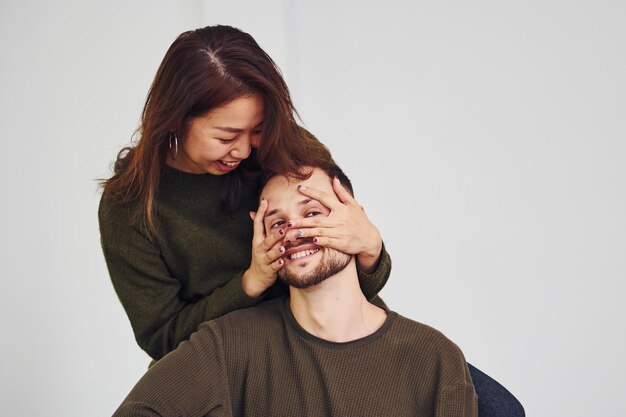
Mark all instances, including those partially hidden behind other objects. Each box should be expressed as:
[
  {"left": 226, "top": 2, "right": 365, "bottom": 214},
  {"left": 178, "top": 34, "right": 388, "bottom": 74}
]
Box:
[
  {"left": 289, "top": 248, "right": 320, "bottom": 260},
  {"left": 220, "top": 160, "right": 239, "bottom": 167}
]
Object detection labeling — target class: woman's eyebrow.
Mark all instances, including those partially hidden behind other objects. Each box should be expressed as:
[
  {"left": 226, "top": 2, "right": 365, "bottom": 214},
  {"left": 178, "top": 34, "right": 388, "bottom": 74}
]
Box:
[
  {"left": 214, "top": 126, "right": 243, "bottom": 133},
  {"left": 215, "top": 121, "right": 263, "bottom": 133}
]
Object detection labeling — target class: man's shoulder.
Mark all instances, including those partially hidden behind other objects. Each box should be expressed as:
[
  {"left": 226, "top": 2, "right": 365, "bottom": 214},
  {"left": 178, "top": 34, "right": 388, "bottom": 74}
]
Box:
[
  {"left": 389, "top": 313, "right": 466, "bottom": 359},
  {"left": 199, "top": 297, "right": 287, "bottom": 339},
  {"left": 389, "top": 313, "right": 474, "bottom": 396}
]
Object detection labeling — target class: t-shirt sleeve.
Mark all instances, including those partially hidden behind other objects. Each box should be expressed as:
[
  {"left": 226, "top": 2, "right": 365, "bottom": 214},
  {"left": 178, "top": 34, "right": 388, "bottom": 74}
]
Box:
[
  {"left": 112, "top": 322, "right": 231, "bottom": 417},
  {"left": 99, "top": 196, "right": 263, "bottom": 360},
  {"left": 434, "top": 382, "right": 478, "bottom": 417},
  {"left": 433, "top": 339, "right": 478, "bottom": 417},
  {"left": 356, "top": 241, "right": 392, "bottom": 300}
]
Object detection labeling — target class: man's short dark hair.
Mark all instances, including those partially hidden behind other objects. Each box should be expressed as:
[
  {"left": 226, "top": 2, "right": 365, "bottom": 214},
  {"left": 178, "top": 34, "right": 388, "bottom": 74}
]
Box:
[{"left": 260, "top": 160, "right": 354, "bottom": 197}]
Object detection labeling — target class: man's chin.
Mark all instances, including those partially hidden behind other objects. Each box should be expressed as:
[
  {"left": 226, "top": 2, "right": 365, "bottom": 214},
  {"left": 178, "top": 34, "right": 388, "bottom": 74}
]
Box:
[
  {"left": 278, "top": 271, "right": 327, "bottom": 289},
  {"left": 278, "top": 252, "right": 352, "bottom": 290}
]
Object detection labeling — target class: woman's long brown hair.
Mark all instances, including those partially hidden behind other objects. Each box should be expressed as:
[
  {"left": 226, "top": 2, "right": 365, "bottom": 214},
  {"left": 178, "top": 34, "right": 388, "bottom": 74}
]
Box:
[{"left": 101, "top": 25, "right": 331, "bottom": 239}]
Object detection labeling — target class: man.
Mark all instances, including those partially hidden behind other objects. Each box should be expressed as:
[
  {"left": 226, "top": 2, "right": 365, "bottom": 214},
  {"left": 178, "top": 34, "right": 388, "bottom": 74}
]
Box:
[{"left": 112, "top": 163, "right": 478, "bottom": 417}]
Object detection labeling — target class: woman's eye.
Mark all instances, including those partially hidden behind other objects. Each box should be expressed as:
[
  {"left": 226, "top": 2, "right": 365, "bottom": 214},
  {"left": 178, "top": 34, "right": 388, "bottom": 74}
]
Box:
[
  {"left": 271, "top": 220, "right": 286, "bottom": 229},
  {"left": 305, "top": 211, "right": 322, "bottom": 218},
  {"left": 219, "top": 138, "right": 235, "bottom": 144}
]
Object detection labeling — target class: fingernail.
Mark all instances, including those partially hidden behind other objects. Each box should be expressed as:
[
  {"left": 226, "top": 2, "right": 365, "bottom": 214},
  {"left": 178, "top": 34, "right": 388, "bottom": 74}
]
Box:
[
  {"left": 279, "top": 229, "right": 284, "bottom": 235},
  {"left": 297, "top": 185, "right": 307, "bottom": 191},
  {"left": 279, "top": 246, "right": 285, "bottom": 253},
  {"left": 297, "top": 230, "right": 304, "bottom": 237}
]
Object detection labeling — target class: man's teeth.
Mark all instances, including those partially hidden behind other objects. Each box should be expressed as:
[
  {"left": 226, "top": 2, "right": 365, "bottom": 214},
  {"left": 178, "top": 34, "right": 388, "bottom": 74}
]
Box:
[
  {"left": 221, "top": 160, "right": 239, "bottom": 167},
  {"left": 289, "top": 248, "right": 320, "bottom": 260}
]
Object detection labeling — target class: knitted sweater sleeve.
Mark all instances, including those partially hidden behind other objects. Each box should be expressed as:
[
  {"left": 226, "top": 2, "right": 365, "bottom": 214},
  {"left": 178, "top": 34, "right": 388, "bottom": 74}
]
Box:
[
  {"left": 112, "top": 322, "right": 230, "bottom": 417},
  {"left": 99, "top": 196, "right": 263, "bottom": 361},
  {"left": 356, "top": 242, "right": 392, "bottom": 300}
]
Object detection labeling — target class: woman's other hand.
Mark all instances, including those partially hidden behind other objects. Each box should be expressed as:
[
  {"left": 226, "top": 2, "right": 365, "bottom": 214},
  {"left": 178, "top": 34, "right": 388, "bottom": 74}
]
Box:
[
  {"left": 242, "top": 199, "right": 284, "bottom": 297},
  {"left": 289, "top": 177, "right": 382, "bottom": 273}
]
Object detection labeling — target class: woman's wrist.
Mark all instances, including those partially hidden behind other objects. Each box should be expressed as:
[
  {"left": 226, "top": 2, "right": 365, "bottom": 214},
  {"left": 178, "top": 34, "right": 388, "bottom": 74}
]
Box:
[
  {"left": 356, "top": 233, "right": 383, "bottom": 274},
  {"left": 241, "top": 269, "right": 266, "bottom": 298}
]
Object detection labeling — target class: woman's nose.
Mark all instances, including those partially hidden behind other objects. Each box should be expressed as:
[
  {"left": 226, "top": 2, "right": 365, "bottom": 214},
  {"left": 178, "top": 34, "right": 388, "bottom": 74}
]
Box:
[{"left": 230, "top": 136, "right": 252, "bottom": 159}]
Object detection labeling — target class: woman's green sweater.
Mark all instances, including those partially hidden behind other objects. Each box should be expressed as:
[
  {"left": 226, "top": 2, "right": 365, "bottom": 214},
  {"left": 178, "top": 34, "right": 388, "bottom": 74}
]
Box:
[{"left": 99, "top": 167, "right": 391, "bottom": 360}]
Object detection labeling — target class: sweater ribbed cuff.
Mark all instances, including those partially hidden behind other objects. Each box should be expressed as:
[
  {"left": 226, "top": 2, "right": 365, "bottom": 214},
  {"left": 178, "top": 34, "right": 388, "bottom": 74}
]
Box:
[
  {"left": 218, "top": 271, "right": 267, "bottom": 312},
  {"left": 356, "top": 241, "right": 392, "bottom": 299}
]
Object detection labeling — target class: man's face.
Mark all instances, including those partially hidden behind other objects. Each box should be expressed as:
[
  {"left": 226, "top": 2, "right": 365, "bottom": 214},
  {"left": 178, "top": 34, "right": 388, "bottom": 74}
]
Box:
[{"left": 261, "top": 168, "right": 352, "bottom": 289}]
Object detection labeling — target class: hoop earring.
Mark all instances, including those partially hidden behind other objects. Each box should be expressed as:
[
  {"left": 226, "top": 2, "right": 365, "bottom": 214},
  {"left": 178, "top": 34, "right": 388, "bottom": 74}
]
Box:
[{"left": 168, "top": 132, "right": 178, "bottom": 160}]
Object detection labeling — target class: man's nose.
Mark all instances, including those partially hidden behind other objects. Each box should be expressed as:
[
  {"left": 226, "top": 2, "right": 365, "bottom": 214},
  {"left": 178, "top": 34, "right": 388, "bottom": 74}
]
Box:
[{"left": 283, "top": 225, "right": 301, "bottom": 245}]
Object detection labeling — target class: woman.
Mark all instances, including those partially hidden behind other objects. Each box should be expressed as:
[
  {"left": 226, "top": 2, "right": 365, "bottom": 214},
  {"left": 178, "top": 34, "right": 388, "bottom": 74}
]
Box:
[
  {"left": 99, "top": 25, "right": 523, "bottom": 417},
  {"left": 99, "top": 25, "right": 389, "bottom": 361}
]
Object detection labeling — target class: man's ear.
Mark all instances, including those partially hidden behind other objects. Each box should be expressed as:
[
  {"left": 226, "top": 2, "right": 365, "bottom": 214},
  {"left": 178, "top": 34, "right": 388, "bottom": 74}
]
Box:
[{"left": 249, "top": 211, "right": 256, "bottom": 221}]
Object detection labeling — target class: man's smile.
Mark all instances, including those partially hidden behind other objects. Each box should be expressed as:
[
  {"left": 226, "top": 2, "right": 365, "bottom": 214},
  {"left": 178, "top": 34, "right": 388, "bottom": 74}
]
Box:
[{"left": 283, "top": 240, "right": 321, "bottom": 262}]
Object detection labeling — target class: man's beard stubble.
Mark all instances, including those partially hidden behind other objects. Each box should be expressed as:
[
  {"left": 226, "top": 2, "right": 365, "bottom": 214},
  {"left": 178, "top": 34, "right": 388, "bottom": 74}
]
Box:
[{"left": 277, "top": 244, "right": 352, "bottom": 289}]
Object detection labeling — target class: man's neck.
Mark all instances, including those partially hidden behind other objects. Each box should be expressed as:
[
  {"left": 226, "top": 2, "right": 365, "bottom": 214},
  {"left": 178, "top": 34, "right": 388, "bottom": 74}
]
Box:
[{"left": 288, "top": 261, "right": 387, "bottom": 343}]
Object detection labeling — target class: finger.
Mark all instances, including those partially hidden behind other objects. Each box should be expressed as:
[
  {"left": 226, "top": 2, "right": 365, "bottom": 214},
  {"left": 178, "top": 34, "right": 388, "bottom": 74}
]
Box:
[
  {"left": 296, "top": 184, "right": 341, "bottom": 210},
  {"left": 270, "top": 258, "right": 284, "bottom": 272},
  {"left": 310, "top": 236, "right": 343, "bottom": 251},
  {"left": 294, "top": 227, "right": 330, "bottom": 239},
  {"left": 265, "top": 243, "right": 286, "bottom": 264},
  {"left": 332, "top": 177, "right": 359, "bottom": 207},
  {"left": 252, "top": 199, "right": 268, "bottom": 244},
  {"left": 262, "top": 228, "right": 285, "bottom": 251},
  {"left": 288, "top": 216, "right": 333, "bottom": 229}
]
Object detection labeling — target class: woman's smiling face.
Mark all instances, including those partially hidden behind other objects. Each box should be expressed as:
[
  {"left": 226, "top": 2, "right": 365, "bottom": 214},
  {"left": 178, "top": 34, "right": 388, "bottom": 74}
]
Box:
[{"left": 170, "top": 94, "right": 264, "bottom": 175}]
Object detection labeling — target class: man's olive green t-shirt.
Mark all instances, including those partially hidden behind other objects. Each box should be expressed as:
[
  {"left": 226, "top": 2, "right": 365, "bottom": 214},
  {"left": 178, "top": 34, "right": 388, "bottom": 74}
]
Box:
[{"left": 113, "top": 297, "right": 477, "bottom": 417}]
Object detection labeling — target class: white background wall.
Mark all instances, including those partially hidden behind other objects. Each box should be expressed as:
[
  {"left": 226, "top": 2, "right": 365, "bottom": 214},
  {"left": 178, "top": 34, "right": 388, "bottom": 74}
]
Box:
[{"left": 1, "top": 1, "right": 624, "bottom": 416}]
